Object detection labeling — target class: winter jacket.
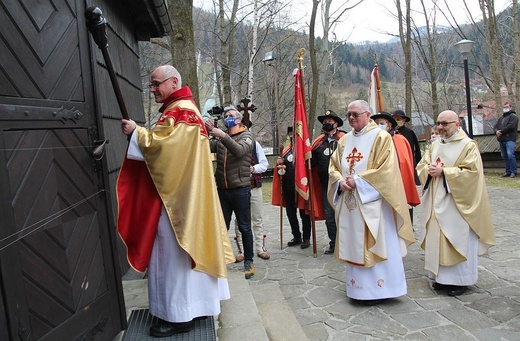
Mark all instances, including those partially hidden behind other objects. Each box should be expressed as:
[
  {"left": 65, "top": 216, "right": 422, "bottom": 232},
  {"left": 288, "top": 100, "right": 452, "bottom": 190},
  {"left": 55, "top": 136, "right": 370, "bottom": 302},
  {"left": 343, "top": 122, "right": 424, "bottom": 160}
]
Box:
[
  {"left": 210, "top": 126, "right": 254, "bottom": 189},
  {"left": 494, "top": 110, "right": 519, "bottom": 142}
]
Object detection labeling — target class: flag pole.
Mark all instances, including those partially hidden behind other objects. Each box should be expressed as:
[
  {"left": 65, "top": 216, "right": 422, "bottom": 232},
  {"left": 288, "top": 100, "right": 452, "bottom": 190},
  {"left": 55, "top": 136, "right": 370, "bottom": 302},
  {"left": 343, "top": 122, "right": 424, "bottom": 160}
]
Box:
[
  {"left": 374, "top": 63, "right": 384, "bottom": 113},
  {"left": 297, "top": 49, "right": 318, "bottom": 258},
  {"left": 279, "top": 163, "right": 284, "bottom": 250}
]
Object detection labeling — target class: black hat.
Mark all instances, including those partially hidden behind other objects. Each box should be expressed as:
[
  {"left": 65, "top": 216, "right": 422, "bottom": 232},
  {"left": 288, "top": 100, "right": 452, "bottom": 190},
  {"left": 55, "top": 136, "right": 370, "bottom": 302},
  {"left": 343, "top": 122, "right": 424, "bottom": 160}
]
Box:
[
  {"left": 391, "top": 109, "right": 411, "bottom": 122},
  {"left": 287, "top": 126, "right": 293, "bottom": 134},
  {"left": 317, "top": 110, "right": 344, "bottom": 127},
  {"left": 371, "top": 111, "right": 397, "bottom": 128}
]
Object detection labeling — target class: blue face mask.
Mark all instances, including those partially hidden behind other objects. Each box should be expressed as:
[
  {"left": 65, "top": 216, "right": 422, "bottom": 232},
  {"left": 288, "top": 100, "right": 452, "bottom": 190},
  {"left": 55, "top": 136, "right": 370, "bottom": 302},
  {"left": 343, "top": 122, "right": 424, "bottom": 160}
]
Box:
[{"left": 224, "top": 116, "right": 237, "bottom": 128}]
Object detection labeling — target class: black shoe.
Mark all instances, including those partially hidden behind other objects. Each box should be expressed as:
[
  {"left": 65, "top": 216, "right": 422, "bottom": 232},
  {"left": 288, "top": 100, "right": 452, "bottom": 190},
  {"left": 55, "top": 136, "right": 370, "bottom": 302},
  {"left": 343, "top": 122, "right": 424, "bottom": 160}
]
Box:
[
  {"left": 150, "top": 319, "right": 194, "bottom": 337},
  {"left": 447, "top": 285, "right": 467, "bottom": 296},
  {"left": 356, "top": 298, "right": 385, "bottom": 306},
  {"left": 432, "top": 282, "right": 449, "bottom": 291},
  {"left": 287, "top": 238, "right": 302, "bottom": 247},
  {"left": 501, "top": 172, "right": 511, "bottom": 177},
  {"left": 324, "top": 245, "right": 335, "bottom": 254},
  {"left": 300, "top": 240, "right": 310, "bottom": 249}
]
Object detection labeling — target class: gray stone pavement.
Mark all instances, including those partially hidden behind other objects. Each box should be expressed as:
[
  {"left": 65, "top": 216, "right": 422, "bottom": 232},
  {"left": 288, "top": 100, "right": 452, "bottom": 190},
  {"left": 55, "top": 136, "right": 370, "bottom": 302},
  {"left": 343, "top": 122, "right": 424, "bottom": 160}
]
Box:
[
  {"left": 225, "top": 185, "right": 520, "bottom": 340},
  {"left": 119, "top": 185, "right": 520, "bottom": 340}
]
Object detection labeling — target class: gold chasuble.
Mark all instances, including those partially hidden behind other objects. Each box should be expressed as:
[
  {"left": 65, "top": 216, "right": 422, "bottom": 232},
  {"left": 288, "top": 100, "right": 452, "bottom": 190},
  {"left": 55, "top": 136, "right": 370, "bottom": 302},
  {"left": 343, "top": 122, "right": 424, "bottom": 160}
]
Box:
[
  {"left": 328, "top": 121, "right": 414, "bottom": 267},
  {"left": 416, "top": 129, "right": 495, "bottom": 274},
  {"left": 117, "top": 87, "right": 234, "bottom": 278}
]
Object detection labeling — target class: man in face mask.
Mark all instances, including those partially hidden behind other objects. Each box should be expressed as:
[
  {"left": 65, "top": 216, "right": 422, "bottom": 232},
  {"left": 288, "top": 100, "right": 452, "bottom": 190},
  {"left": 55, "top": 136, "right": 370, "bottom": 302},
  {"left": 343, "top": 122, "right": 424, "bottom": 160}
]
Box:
[
  {"left": 206, "top": 106, "right": 256, "bottom": 279},
  {"left": 372, "top": 112, "right": 420, "bottom": 210},
  {"left": 392, "top": 110, "right": 422, "bottom": 186},
  {"left": 311, "top": 110, "right": 346, "bottom": 254},
  {"left": 493, "top": 101, "right": 518, "bottom": 178}
]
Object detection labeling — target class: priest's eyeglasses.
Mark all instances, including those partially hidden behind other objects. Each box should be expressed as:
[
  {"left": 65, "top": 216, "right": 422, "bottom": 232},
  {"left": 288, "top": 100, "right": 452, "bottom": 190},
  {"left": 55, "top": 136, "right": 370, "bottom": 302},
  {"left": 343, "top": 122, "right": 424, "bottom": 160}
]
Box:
[
  {"left": 148, "top": 77, "right": 172, "bottom": 89},
  {"left": 347, "top": 111, "right": 368, "bottom": 118},
  {"left": 436, "top": 121, "right": 457, "bottom": 126}
]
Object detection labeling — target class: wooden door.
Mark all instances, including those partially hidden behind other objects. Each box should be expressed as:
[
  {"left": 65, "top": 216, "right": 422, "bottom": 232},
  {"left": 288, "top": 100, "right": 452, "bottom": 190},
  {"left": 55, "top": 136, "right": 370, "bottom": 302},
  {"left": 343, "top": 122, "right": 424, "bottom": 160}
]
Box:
[{"left": 0, "top": 0, "right": 126, "bottom": 339}]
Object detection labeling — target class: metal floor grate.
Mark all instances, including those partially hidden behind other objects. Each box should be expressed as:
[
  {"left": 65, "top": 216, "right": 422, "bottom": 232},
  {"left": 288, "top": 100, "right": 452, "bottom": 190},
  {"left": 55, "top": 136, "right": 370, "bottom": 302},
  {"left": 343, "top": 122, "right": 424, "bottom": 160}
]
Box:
[{"left": 122, "top": 309, "right": 216, "bottom": 341}]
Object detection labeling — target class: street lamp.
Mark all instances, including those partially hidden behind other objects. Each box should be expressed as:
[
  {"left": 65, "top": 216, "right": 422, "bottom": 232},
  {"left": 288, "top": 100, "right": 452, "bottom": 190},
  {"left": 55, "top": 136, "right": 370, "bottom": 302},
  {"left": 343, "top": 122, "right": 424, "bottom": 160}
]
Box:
[
  {"left": 454, "top": 39, "right": 475, "bottom": 138},
  {"left": 263, "top": 51, "right": 281, "bottom": 152}
]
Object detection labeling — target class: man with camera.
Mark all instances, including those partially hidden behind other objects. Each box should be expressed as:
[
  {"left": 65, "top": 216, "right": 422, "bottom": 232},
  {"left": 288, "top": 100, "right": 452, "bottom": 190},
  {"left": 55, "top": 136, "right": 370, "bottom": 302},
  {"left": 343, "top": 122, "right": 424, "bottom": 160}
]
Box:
[{"left": 206, "top": 106, "right": 256, "bottom": 279}]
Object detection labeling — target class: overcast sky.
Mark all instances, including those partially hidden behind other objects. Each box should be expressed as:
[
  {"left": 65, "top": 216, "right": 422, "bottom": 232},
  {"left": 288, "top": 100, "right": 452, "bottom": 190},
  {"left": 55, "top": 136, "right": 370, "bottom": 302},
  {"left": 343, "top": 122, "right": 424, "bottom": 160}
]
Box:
[
  {"left": 335, "top": 0, "right": 511, "bottom": 43},
  {"left": 196, "top": 0, "right": 512, "bottom": 44}
]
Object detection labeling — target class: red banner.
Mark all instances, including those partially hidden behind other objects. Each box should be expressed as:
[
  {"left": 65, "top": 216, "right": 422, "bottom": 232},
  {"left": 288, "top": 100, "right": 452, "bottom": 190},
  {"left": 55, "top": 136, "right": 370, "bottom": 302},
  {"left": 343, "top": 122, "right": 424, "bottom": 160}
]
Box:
[{"left": 293, "top": 68, "right": 312, "bottom": 200}]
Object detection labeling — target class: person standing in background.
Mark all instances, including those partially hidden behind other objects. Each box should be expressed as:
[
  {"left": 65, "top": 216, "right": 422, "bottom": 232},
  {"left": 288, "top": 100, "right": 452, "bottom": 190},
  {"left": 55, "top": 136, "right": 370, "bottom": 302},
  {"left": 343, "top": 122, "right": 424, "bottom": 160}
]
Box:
[
  {"left": 311, "top": 110, "right": 345, "bottom": 255},
  {"left": 392, "top": 109, "right": 422, "bottom": 185},
  {"left": 234, "top": 123, "right": 270, "bottom": 261},
  {"left": 272, "top": 127, "right": 312, "bottom": 249},
  {"left": 494, "top": 101, "right": 518, "bottom": 178}
]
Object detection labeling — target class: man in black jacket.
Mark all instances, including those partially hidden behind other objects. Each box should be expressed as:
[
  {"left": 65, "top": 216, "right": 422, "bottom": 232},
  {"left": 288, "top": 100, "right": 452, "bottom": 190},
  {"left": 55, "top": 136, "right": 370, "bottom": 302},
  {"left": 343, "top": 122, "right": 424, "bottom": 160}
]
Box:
[
  {"left": 494, "top": 101, "right": 519, "bottom": 178},
  {"left": 392, "top": 110, "right": 421, "bottom": 186}
]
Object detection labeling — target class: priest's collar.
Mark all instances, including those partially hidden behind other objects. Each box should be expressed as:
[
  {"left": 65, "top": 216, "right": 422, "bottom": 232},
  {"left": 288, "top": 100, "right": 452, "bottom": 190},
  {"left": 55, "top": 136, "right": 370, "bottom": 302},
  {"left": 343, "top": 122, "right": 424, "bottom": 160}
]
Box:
[
  {"left": 353, "top": 124, "right": 369, "bottom": 137},
  {"left": 442, "top": 128, "right": 461, "bottom": 143}
]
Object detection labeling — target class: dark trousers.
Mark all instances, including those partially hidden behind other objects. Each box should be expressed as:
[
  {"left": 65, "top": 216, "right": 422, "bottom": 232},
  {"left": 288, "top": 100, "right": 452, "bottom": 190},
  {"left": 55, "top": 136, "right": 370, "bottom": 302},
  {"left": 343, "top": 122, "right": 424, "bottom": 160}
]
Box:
[
  {"left": 321, "top": 185, "right": 337, "bottom": 247},
  {"left": 284, "top": 188, "right": 311, "bottom": 241},
  {"left": 218, "top": 187, "right": 254, "bottom": 261}
]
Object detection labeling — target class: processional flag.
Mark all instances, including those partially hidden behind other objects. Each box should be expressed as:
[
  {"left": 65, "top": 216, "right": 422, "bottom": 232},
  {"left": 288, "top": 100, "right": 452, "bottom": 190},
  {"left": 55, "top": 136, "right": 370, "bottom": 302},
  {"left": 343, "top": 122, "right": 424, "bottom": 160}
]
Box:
[
  {"left": 369, "top": 64, "right": 384, "bottom": 114},
  {"left": 292, "top": 67, "right": 312, "bottom": 201}
]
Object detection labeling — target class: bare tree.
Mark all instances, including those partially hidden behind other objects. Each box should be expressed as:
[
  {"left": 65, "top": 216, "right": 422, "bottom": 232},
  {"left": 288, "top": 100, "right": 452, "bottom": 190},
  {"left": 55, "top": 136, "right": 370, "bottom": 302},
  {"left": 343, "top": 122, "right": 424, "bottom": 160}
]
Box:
[
  {"left": 308, "top": 0, "right": 363, "bottom": 138},
  {"left": 168, "top": 0, "right": 200, "bottom": 106},
  {"left": 514, "top": 0, "right": 520, "bottom": 107},
  {"left": 395, "top": 0, "right": 412, "bottom": 116}
]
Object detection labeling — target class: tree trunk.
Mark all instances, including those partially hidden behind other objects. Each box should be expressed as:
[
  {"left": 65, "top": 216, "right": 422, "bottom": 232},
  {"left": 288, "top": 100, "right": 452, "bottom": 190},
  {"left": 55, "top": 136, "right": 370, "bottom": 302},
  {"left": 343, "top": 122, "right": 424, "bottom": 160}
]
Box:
[
  {"left": 480, "top": 0, "right": 503, "bottom": 118},
  {"left": 396, "top": 0, "right": 412, "bottom": 116},
  {"left": 513, "top": 0, "right": 520, "bottom": 107},
  {"left": 168, "top": 0, "right": 199, "bottom": 106},
  {"left": 309, "top": 0, "right": 319, "bottom": 139},
  {"left": 220, "top": 0, "right": 239, "bottom": 105}
]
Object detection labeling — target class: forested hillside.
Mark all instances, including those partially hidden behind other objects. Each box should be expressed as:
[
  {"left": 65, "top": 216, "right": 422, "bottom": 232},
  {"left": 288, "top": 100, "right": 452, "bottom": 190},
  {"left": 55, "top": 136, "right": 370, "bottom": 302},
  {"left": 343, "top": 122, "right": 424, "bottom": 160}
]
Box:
[{"left": 139, "top": 3, "right": 517, "bottom": 145}]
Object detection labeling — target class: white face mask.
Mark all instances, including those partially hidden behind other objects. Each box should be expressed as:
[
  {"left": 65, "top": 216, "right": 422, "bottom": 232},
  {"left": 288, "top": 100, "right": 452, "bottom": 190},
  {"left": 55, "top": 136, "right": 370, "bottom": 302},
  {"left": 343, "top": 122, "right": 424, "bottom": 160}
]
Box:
[
  {"left": 378, "top": 124, "right": 388, "bottom": 131},
  {"left": 430, "top": 136, "right": 439, "bottom": 143},
  {"left": 503, "top": 108, "right": 510, "bottom": 113}
]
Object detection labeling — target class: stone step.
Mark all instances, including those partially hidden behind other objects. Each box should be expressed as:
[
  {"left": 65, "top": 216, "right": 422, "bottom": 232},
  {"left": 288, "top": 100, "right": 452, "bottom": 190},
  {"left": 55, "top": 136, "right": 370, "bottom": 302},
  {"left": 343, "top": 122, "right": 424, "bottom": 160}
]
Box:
[
  {"left": 217, "top": 270, "right": 269, "bottom": 340},
  {"left": 250, "top": 282, "right": 308, "bottom": 341},
  {"left": 118, "top": 267, "right": 306, "bottom": 340}
]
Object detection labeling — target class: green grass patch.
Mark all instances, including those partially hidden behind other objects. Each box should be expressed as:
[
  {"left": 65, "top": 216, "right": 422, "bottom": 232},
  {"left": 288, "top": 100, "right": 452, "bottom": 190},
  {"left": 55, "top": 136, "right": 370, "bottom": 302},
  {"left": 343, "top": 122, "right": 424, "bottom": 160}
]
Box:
[{"left": 484, "top": 171, "right": 520, "bottom": 188}]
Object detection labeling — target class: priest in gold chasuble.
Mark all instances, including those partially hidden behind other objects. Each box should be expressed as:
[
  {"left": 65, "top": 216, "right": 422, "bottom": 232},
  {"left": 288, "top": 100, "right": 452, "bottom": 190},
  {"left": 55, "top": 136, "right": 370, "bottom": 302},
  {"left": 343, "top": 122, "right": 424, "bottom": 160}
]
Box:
[
  {"left": 328, "top": 100, "right": 414, "bottom": 304},
  {"left": 417, "top": 110, "right": 495, "bottom": 296}
]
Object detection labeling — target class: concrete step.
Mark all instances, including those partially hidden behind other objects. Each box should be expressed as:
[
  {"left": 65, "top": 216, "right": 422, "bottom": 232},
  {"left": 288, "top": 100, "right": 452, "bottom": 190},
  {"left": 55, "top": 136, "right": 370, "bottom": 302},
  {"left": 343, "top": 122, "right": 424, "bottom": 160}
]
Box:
[
  {"left": 118, "top": 267, "right": 306, "bottom": 340},
  {"left": 219, "top": 268, "right": 307, "bottom": 341},
  {"left": 217, "top": 269, "right": 269, "bottom": 340},
  {"left": 250, "top": 282, "right": 308, "bottom": 341}
]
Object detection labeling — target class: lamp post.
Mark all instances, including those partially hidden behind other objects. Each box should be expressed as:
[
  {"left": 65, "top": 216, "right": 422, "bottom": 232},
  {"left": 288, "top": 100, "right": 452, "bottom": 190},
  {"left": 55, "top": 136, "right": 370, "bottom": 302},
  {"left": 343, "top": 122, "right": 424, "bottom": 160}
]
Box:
[
  {"left": 454, "top": 39, "right": 475, "bottom": 138},
  {"left": 263, "top": 51, "right": 281, "bottom": 152}
]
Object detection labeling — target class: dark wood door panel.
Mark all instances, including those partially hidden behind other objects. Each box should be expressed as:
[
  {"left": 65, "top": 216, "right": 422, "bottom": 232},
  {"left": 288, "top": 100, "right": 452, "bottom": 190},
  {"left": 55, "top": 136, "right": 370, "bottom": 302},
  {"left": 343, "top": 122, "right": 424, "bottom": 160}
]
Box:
[
  {"left": 2, "top": 128, "right": 112, "bottom": 339},
  {"left": 0, "top": 0, "right": 84, "bottom": 101}
]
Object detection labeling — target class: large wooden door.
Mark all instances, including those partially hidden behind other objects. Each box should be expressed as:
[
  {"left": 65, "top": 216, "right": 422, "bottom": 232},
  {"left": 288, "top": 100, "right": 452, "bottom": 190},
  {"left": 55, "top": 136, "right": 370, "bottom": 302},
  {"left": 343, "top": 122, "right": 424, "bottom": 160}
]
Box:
[{"left": 0, "top": 0, "right": 126, "bottom": 340}]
